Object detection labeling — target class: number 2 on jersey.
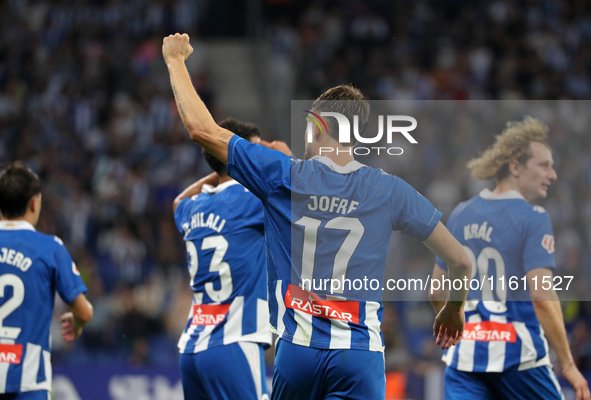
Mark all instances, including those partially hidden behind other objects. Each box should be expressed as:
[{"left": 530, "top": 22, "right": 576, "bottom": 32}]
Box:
[
  {"left": 463, "top": 246, "right": 507, "bottom": 313},
  {"left": 186, "top": 236, "right": 233, "bottom": 303},
  {"left": 0, "top": 274, "right": 24, "bottom": 339}
]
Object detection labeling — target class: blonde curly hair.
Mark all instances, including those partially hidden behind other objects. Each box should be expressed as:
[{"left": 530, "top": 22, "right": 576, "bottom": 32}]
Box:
[{"left": 467, "top": 116, "right": 550, "bottom": 182}]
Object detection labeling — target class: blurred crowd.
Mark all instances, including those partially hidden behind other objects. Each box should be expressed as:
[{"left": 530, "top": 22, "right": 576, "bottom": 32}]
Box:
[
  {"left": 0, "top": 0, "right": 216, "bottom": 366},
  {"left": 1, "top": 0, "right": 591, "bottom": 394},
  {"left": 266, "top": 0, "right": 591, "bottom": 101}
]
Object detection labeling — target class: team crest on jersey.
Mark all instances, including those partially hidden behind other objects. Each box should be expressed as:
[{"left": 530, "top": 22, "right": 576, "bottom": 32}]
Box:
[
  {"left": 541, "top": 234, "right": 555, "bottom": 254},
  {"left": 285, "top": 284, "right": 359, "bottom": 324},
  {"left": 463, "top": 321, "right": 516, "bottom": 342}
]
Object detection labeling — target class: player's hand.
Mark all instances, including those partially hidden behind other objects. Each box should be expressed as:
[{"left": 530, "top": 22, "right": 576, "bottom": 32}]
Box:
[
  {"left": 433, "top": 302, "right": 464, "bottom": 350},
  {"left": 162, "top": 33, "right": 193, "bottom": 65},
  {"left": 563, "top": 362, "right": 590, "bottom": 400},
  {"left": 60, "top": 312, "right": 83, "bottom": 342},
  {"left": 259, "top": 140, "right": 292, "bottom": 156}
]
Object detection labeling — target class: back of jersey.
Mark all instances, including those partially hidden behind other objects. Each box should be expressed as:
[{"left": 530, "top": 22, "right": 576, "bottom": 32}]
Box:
[
  {"left": 0, "top": 221, "right": 87, "bottom": 393},
  {"left": 174, "top": 181, "right": 271, "bottom": 354},
  {"left": 280, "top": 156, "right": 439, "bottom": 351},
  {"left": 436, "top": 189, "right": 555, "bottom": 372},
  {"left": 226, "top": 137, "right": 441, "bottom": 352}
]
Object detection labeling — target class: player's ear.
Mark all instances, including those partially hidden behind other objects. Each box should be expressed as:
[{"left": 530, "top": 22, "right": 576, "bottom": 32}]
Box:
[
  {"left": 28, "top": 196, "right": 36, "bottom": 213},
  {"left": 508, "top": 159, "right": 520, "bottom": 177},
  {"left": 29, "top": 193, "right": 41, "bottom": 213},
  {"left": 314, "top": 124, "right": 324, "bottom": 143}
]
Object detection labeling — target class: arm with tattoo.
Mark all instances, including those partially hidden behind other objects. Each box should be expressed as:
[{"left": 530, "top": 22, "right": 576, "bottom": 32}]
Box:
[{"left": 163, "top": 33, "right": 234, "bottom": 163}]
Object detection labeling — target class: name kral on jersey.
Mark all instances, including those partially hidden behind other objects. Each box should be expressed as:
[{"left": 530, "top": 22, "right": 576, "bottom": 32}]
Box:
[
  {"left": 190, "top": 303, "right": 231, "bottom": 326},
  {"left": 183, "top": 212, "right": 227, "bottom": 236},
  {"left": 285, "top": 284, "right": 360, "bottom": 324},
  {"left": 463, "top": 321, "right": 516, "bottom": 343},
  {"left": 307, "top": 196, "right": 359, "bottom": 215},
  {"left": 0, "top": 247, "right": 32, "bottom": 272},
  {"left": 464, "top": 221, "right": 493, "bottom": 242}
]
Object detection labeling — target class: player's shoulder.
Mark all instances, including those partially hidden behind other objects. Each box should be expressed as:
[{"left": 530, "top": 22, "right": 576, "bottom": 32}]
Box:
[
  {"left": 476, "top": 190, "right": 548, "bottom": 216},
  {"left": 370, "top": 169, "right": 417, "bottom": 196},
  {"left": 519, "top": 203, "right": 552, "bottom": 227},
  {"left": 449, "top": 197, "right": 475, "bottom": 219},
  {"left": 24, "top": 230, "right": 64, "bottom": 246},
  {"left": 215, "top": 181, "right": 259, "bottom": 199},
  {"left": 502, "top": 197, "right": 549, "bottom": 221},
  {"left": 201, "top": 181, "right": 262, "bottom": 211},
  {"left": 29, "top": 232, "right": 70, "bottom": 259},
  {"left": 44, "top": 233, "right": 69, "bottom": 251},
  {"left": 344, "top": 163, "right": 400, "bottom": 199}
]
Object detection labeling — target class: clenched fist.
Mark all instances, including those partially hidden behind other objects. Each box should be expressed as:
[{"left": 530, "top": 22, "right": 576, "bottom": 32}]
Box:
[{"left": 162, "top": 33, "right": 194, "bottom": 65}]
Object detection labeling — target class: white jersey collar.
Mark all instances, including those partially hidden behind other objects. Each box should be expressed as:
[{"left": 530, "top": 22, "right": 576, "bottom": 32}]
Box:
[
  {"left": 479, "top": 188, "right": 525, "bottom": 201},
  {"left": 311, "top": 156, "right": 367, "bottom": 174},
  {"left": 0, "top": 220, "right": 36, "bottom": 231},
  {"left": 202, "top": 179, "right": 241, "bottom": 194}
]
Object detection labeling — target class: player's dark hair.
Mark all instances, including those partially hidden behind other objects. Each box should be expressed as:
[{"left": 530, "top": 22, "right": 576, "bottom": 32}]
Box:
[
  {"left": 311, "top": 85, "right": 369, "bottom": 146},
  {"left": 0, "top": 162, "right": 42, "bottom": 219},
  {"left": 204, "top": 117, "right": 261, "bottom": 175}
]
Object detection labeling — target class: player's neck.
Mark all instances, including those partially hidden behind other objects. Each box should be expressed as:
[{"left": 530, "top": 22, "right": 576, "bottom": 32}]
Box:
[
  {"left": 218, "top": 174, "right": 233, "bottom": 184},
  {"left": 492, "top": 179, "right": 523, "bottom": 198},
  {"left": 320, "top": 149, "right": 356, "bottom": 167},
  {"left": 1, "top": 214, "right": 35, "bottom": 226}
]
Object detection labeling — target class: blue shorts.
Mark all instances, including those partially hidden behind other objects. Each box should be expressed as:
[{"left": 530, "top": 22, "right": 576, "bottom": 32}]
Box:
[
  {"left": 272, "top": 339, "right": 385, "bottom": 400},
  {"left": 180, "top": 342, "right": 269, "bottom": 400},
  {"left": 445, "top": 365, "right": 564, "bottom": 400},
  {"left": 0, "top": 391, "right": 50, "bottom": 400}
]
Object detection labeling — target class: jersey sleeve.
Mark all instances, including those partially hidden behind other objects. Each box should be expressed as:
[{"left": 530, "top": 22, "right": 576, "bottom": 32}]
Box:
[
  {"left": 174, "top": 197, "right": 193, "bottom": 234},
  {"left": 523, "top": 210, "right": 556, "bottom": 272},
  {"left": 238, "top": 189, "right": 265, "bottom": 227},
  {"left": 53, "top": 238, "right": 87, "bottom": 304},
  {"left": 226, "top": 136, "right": 290, "bottom": 200},
  {"left": 390, "top": 177, "right": 442, "bottom": 242},
  {"left": 434, "top": 205, "right": 463, "bottom": 272}
]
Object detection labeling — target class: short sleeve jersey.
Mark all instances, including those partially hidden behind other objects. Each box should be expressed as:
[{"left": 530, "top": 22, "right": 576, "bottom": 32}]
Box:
[
  {"left": 0, "top": 220, "right": 87, "bottom": 393},
  {"left": 174, "top": 180, "right": 271, "bottom": 353},
  {"left": 227, "top": 136, "right": 441, "bottom": 352},
  {"left": 436, "top": 189, "right": 555, "bottom": 372}
]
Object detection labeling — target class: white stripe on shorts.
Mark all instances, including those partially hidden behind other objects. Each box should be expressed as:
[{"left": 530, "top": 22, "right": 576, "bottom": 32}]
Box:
[{"left": 238, "top": 342, "right": 263, "bottom": 399}]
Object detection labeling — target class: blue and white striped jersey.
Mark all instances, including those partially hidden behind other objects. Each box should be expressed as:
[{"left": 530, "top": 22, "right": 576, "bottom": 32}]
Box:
[
  {"left": 174, "top": 180, "right": 271, "bottom": 354},
  {"left": 0, "top": 220, "right": 87, "bottom": 393},
  {"left": 436, "top": 189, "right": 555, "bottom": 372},
  {"left": 227, "top": 136, "right": 441, "bottom": 352}
]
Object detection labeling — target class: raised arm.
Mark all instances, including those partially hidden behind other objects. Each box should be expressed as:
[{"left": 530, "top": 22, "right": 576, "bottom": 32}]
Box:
[
  {"left": 423, "top": 222, "right": 472, "bottom": 349},
  {"left": 163, "top": 33, "right": 234, "bottom": 163},
  {"left": 173, "top": 172, "right": 219, "bottom": 213}
]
